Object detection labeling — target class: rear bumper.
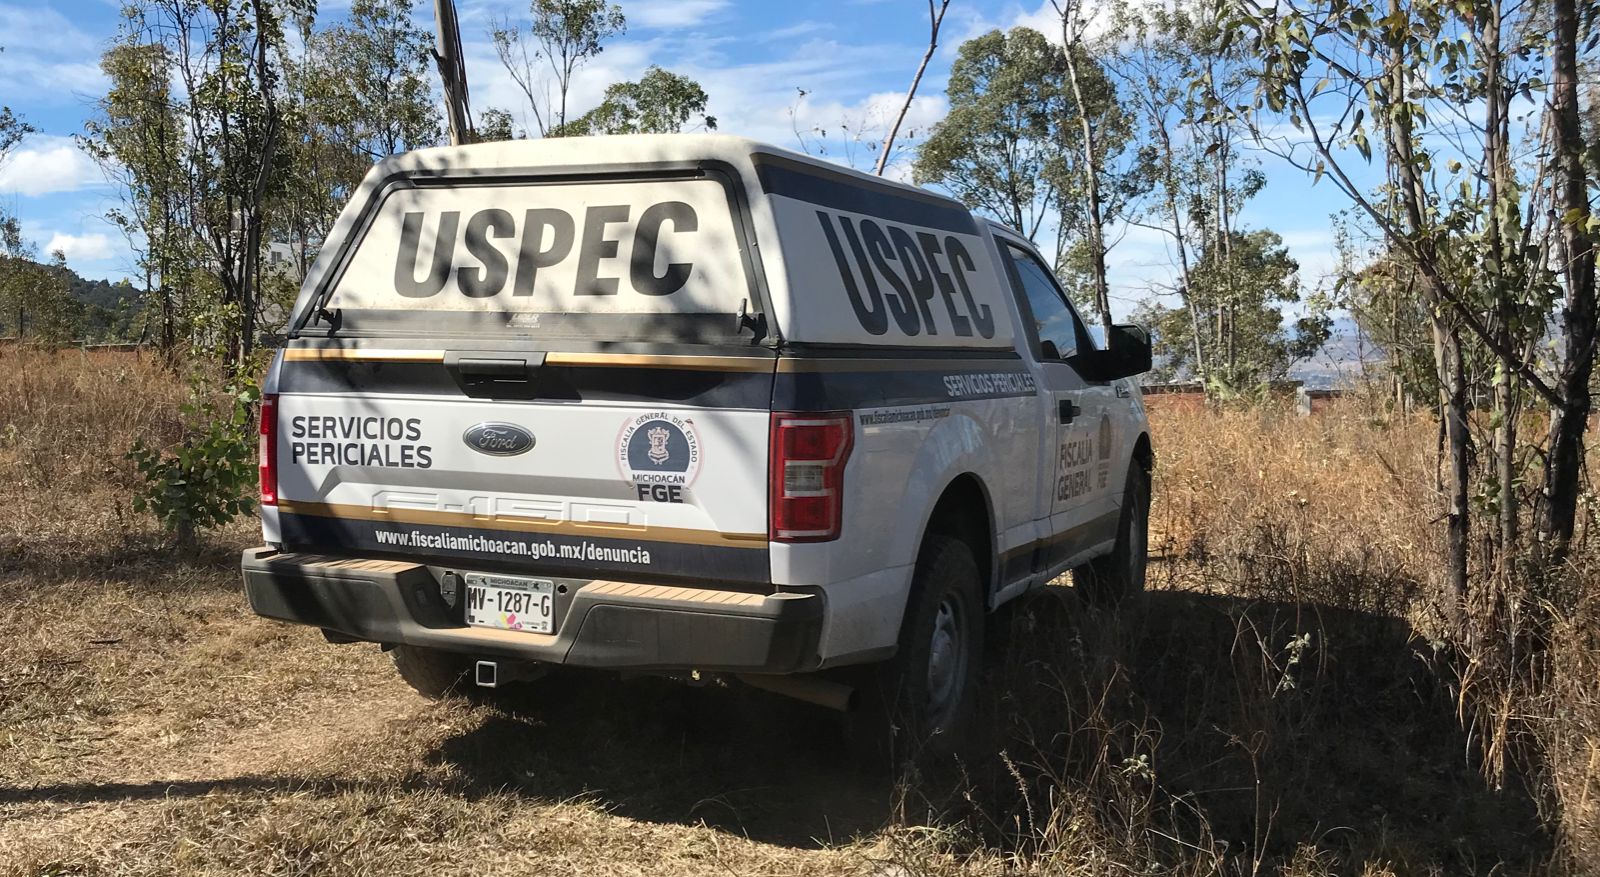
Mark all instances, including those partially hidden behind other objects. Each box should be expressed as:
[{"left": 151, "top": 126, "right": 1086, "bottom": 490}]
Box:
[{"left": 240, "top": 547, "right": 823, "bottom": 673}]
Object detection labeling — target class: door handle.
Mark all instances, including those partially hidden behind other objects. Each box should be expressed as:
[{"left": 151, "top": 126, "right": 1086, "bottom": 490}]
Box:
[
  {"left": 445, "top": 351, "right": 547, "bottom": 381},
  {"left": 458, "top": 358, "right": 531, "bottom": 381},
  {"left": 1059, "top": 399, "right": 1080, "bottom": 424}
]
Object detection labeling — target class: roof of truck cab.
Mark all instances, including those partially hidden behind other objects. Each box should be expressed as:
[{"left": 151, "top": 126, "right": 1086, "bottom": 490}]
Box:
[{"left": 365, "top": 133, "right": 972, "bottom": 212}]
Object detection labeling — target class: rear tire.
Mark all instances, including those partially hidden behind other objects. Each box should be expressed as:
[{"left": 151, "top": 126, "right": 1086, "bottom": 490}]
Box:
[
  {"left": 846, "top": 534, "right": 984, "bottom": 766},
  {"left": 390, "top": 645, "right": 481, "bottom": 700},
  {"left": 1074, "top": 460, "right": 1150, "bottom": 605}
]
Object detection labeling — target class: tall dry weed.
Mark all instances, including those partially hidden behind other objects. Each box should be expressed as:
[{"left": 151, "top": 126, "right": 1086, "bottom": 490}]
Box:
[
  {"left": 0, "top": 347, "right": 232, "bottom": 568},
  {"left": 1150, "top": 403, "right": 1438, "bottom": 619},
  {"left": 878, "top": 399, "right": 1580, "bottom": 875}
]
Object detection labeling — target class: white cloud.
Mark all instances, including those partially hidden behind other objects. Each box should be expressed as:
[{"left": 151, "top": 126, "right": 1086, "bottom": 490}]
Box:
[
  {"left": 758, "top": 20, "right": 833, "bottom": 43},
  {"left": 42, "top": 231, "right": 115, "bottom": 263},
  {"left": 628, "top": 0, "right": 730, "bottom": 29},
  {"left": 0, "top": 135, "right": 106, "bottom": 197},
  {"left": 1012, "top": 1, "right": 1064, "bottom": 40},
  {"left": 0, "top": 4, "right": 108, "bottom": 100}
]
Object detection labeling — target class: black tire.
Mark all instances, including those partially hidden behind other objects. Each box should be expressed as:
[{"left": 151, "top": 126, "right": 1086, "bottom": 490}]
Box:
[
  {"left": 846, "top": 534, "right": 985, "bottom": 766},
  {"left": 390, "top": 645, "right": 482, "bottom": 700},
  {"left": 1074, "top": 460, "right": 1150, "bottom": 605}
]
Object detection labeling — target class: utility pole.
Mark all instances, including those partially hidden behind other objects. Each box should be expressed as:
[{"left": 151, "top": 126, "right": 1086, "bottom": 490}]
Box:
[{"left": 433, "top": 0, "right": 474, "bottom": 145}]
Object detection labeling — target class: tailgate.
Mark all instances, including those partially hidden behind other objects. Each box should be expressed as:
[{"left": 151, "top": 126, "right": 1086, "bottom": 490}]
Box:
[
  {"left": 266, "top": 166, "right": 778, "bottom": 585},
  {"left": 269, "top": 349, "right": 775, "bottom": 584}
]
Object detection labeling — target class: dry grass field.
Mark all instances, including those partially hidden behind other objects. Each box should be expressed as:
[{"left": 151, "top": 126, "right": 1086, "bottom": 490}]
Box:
[{"left": 0, "top": 347, "right": 1595, "bottom": 876}]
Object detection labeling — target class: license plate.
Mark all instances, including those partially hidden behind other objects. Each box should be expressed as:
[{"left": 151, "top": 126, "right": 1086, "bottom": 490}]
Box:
[{"left": 464, "top": 574, "right": 555, "bottom": 634}]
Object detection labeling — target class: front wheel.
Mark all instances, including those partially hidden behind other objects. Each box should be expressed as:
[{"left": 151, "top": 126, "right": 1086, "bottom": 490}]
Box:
[
  {"left": 1074, "top": 459, "right": 1150, "bottom": 605},
  {"left": 846, "top": 534, "right": 984, "bottom": 765}
]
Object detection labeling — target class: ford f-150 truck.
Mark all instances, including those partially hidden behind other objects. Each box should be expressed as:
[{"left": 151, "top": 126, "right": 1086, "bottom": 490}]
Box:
[{"left": 241, "top": 134, "right": 1152, "bottom": 754}]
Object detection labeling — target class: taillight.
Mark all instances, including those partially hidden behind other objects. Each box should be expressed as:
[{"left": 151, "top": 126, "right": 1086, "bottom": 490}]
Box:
[
  {"left": 259, "top": 393, "right": 278, "bottom": 506},
  {"left": 769, "top": 411, "right": 854, "bottom": 542}
]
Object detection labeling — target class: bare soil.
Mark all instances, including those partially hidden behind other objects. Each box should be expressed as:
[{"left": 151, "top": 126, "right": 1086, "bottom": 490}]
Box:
[{"left": 0, "top": 542, "right": 1551, "bottom": 876}]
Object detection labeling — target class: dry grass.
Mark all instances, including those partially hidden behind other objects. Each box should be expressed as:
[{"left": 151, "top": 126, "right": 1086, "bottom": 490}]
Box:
[{"left": 0, "top": 349, "right": 1595, "bottom": 875}]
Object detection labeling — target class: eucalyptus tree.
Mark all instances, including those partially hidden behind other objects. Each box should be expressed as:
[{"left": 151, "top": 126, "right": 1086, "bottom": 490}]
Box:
[
  {"left": 83, "top": 39, "right": 189, "bottom": 355},
  {"left": 282, "top": 0, "right": 441, "bottom": 279},
  {"left": 1050, "top": 0, "right": 1141, "bottom": 338},
  {"left": 1133, "top": 230, "right": 1328, "bottom": 391},
  {"left": 1112, "top": 0, "right": 1266, "bottom": 390},
  {"left": 491, "top": 0, "right": 626, "bottom": 137},
  {"left": 87, "top": 0, "right": 311, "bottom": 363},
  {"left": 914, "top": 27, "right": 1077, "bottom": 241},
  {"left": 1229, "top": 0, "right": 1593, "bottom": 607},
  {"left": 551, "top": 66, "right": 715, "bottom": 136}
]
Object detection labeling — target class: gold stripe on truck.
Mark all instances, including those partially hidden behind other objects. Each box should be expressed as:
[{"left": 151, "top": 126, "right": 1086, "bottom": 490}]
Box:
[
  {"left": 546, "top": 352, "right": 772, "bottom": 372},
  {"left": 585, "top": 580, "right": 767, "bottom": 607},
  {"left": 276, "top": 500, "right": 769, "bottom": 548},
  {"left": 283, "top": 349, "right": 446, "bottom": 363}
]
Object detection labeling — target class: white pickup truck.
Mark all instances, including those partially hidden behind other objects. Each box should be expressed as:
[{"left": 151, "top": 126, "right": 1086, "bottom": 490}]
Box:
[{"left": 242, "top": 134, "right": 1152, "bottom": 753}]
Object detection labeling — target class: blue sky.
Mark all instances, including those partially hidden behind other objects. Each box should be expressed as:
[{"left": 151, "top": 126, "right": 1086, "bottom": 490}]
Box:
[{"left": 0, "top": 0, "right": 1355, "bottom": 319}]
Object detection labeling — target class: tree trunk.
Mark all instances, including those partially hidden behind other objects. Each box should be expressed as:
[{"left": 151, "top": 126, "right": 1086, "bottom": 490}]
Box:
[
  {"left": 875, "top": 0, "right": 949, "bottom": 177},
  {"left": 1541, "top": 0, "right": 1597, "bottom": 568},
  {"left": 1155, "top": 120, "right": 1206, "bottom": 379},
  {"left": 1440, "top": 321, "right": 1471, "bottom": 607},
  {"left": 1061, "top": 40, "right": 1114, "bottom": 339},
  {"left": 1384, "top": 0, "right": 1470, "bottom": 612},
  {"left": 1483, "top": 0, "right": 1518, "bottom": 563}
]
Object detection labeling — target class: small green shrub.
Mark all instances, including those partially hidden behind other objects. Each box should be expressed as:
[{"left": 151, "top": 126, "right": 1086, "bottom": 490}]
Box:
[{"left": 126, "top": 368, "right": 259, "bottom": 550}]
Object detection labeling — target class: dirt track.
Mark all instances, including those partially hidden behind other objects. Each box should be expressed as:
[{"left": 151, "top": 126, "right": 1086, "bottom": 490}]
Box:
[
  {"left": 0, "top": 544, "right": 1554, "bottom": 876},
  {"left": 0, "top": 555, "right": 898, "bottom": 875}
]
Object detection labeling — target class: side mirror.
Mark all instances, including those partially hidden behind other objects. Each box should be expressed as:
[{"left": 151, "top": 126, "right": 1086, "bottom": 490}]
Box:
[{"left": 1071, "top": 323, "right": 1151, "bottom": 381}]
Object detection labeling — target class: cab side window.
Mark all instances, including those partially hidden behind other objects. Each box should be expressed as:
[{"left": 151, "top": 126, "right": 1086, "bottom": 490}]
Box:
[{"left": 1002, "top": 244, "right": 1081, "bottom": 361}]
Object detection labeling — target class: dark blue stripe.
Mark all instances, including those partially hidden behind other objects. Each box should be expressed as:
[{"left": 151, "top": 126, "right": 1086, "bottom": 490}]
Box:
[
  {"left": 753, "top": 155, "right": 977, "bottom": 234},
  {"left": 775, "top": 366, "right": 1037, "bottom": 410},
  {"left": 278, "top": 513, "right": 770, "bottom": 585},
  {"left": 279, "top": 361, "right": 774, "bottom": 409}
]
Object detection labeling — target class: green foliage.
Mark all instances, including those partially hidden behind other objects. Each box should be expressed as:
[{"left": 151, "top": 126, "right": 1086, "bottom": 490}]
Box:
[
  {"left": 475, "top": 107, "right": 521, "bottom": 142},
  {"left": 1134, "top": 230, "right": 1330, "bottom": 391},
  {"left": 553, "top": 66, "right": 716, "bottom": 136},
  {"left": 0, "top": 106, "right": 26, "bottom": 161},
  {"left": 528, "top": 0, "right": 625, "bottom": 62},
  {"left": 913, "top": 27, "right": 1075, "bottom": 238},
  {"left": 492, "top": 0, "right": 626, "bottom": 135},
  {"left": 1336, "top": 243, "right": 1441, "bottom": 404},
  {"left": 126, "top": 368, "right": 261, "bottom": 549},
  {"left": 272, "top": 0, "right": 440, "bottom": 314},
  {"left": 0, "top": 225, "right": 84, "bottom": 346},
  {"left": 915, "top": 21, "right": 1140, "bottom": 270},
  {"left": 302, "top": 0, "right": 440, "bottom": 160},
  {"left": 83, "top": 39, "right": 190, "bottom": 352}
]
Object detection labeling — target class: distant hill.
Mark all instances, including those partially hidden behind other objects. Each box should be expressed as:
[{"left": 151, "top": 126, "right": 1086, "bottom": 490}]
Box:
[
  {"left": 0, "top": 260, "right": 146, "bottom": 343},
  {"left": 1290, "top": 317, "right": 1388, "bottom": 389},
  {"left": 1143, "top": 316, "right": 1390, "bottom": 390}
]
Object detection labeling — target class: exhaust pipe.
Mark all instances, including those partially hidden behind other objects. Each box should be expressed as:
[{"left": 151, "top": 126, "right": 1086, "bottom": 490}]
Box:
[
  {"left": 737, "top": 673, "right": 856, "bottom": 712},
  {"left": 474, "top": 659, "right": 546, "bottom": 688}
]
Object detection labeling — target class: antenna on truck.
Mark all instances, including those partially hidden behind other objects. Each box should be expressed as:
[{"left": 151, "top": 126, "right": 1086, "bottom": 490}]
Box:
[{"left": 433, "top": 0, "right": 475, "bottom": 145}]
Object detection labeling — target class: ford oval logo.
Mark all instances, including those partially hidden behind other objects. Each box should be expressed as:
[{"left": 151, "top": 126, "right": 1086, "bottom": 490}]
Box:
[{"left": 463, "top": 423, "right": 535, "bottom": 456}]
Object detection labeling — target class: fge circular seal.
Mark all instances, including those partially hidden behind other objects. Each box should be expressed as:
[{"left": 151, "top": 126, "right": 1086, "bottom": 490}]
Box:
[{"left": 617, "top": 413, "right": 701, "bottom": 499}]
